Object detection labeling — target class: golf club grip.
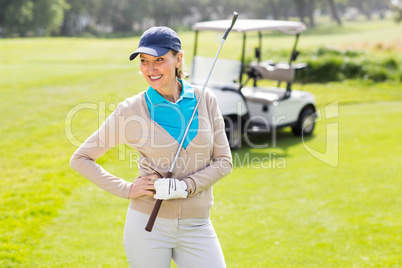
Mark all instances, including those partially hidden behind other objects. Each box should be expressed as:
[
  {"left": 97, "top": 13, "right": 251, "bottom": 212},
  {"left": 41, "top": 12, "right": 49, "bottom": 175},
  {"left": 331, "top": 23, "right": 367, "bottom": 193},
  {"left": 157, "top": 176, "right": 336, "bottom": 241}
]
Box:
[
  {"left": 145, "top": 171, "right": 173, "bottom": 232},
  {"left": 145, "top": 199, "right": 162, "bottom": 232}
]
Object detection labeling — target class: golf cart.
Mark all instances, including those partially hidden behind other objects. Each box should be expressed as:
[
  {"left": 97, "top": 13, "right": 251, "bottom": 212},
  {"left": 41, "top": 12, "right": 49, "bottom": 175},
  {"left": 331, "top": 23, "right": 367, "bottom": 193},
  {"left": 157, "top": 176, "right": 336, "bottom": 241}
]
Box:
[{"left": 190, "top": 19, "right": 317, "bottom": 149}]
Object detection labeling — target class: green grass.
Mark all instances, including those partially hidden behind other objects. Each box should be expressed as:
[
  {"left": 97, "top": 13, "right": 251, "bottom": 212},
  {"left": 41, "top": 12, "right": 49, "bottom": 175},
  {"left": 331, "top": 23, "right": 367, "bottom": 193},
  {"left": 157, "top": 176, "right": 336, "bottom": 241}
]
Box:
[
  {"left": 1, "top": 18, "right": 401, "bottom": 267},
  {"left": 218, "top": 101, "right": 402, "bottom": 267}
]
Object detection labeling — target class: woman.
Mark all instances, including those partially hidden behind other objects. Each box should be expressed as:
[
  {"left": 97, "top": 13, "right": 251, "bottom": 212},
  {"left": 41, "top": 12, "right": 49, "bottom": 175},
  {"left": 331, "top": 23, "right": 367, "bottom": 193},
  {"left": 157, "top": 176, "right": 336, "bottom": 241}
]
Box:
[{"left": 70, "top": 26, "right": 232, "bottom": 268}]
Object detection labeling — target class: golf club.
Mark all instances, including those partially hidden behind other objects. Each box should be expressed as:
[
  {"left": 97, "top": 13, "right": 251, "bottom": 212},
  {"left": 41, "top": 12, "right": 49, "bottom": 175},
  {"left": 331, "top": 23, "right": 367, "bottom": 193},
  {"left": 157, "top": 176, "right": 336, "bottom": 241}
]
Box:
[{"left": 145, "top": 11, "right": 239, "bottom": 232}]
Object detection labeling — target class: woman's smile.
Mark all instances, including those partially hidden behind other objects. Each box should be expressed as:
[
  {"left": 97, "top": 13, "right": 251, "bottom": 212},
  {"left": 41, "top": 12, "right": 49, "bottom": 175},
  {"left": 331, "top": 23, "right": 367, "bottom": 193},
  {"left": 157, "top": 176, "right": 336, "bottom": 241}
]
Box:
[
  {"left": 140, "top": 51, "right": 180, "bottom": 96},
  {"left": 149, "top": 74, "right": 163, "bottom": 81}
]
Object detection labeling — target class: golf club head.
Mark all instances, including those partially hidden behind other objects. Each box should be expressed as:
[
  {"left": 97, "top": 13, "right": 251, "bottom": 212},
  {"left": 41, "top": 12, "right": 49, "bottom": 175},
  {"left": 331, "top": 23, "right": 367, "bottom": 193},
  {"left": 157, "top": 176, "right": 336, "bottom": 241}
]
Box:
[{"left": 223, "top": 12, "right": 239, "bottom": 40}]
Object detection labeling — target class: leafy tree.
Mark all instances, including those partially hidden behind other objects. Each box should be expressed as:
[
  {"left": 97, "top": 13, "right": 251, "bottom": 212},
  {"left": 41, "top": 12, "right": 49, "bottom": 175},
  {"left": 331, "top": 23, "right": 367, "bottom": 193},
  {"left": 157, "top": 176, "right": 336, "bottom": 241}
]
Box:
[
  {"left": 348, "top": 0, "right": 389, "bottom": 20},
  {"left": 292, "top": 0, "right": 316, "bottom": 27},
  {"left": 264, "top": 0, "right": 294, "bottom": 20},
  {"left": 1, "top": 0, "right": 35, "bottom": 36},
  {"left": 294, "top": 0, "right": 307, "bottom": 23},
  {"left": 60, "top": 0, "right": 97, "bottom": 36},
  {"left": 33, "top": 0, "right": 67, "bottom": 35},
  {"left": 1, "top": 0, "right": 397, "bottom": 37},
  {"left": 307, "top": 0, "right": 316, "bottom": 27},
  {"left": 391, "top": 0, "right": 402, "bottom": 23},
  {"left": 327, "top": 0, "right": 342, "bottom": 25},
  {"left": 0, "top": 0, "right": 67, "bottom": 36}
]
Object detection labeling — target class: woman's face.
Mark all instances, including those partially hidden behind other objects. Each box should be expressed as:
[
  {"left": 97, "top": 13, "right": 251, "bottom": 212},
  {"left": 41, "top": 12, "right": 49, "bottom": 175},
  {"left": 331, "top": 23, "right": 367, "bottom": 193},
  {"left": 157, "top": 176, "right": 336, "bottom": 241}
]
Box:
[{"left": 139, "top": 50, "right": 182, "bottom": 92}]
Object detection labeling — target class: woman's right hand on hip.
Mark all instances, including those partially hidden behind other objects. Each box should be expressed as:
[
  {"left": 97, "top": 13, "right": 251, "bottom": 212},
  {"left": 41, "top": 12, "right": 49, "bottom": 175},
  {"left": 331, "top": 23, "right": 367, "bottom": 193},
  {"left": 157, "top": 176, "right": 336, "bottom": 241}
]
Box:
[{"left": 128, "top": 174, "right": 159, "bottom": 199}]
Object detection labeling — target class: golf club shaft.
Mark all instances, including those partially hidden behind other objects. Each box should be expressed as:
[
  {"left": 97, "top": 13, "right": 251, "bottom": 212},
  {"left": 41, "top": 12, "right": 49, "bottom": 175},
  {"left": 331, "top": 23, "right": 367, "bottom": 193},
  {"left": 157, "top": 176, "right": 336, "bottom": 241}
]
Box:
[{"left": 145, "top": 12, "right": 239, "bottom": 232}]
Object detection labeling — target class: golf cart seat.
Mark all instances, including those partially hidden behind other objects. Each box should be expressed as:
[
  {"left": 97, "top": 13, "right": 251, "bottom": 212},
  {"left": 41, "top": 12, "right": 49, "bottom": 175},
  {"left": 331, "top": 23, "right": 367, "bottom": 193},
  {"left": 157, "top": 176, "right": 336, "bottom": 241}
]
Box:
[
  {"left": 249, "top": 61, "right": 307, "bottom": 83},
  {"left": 241, "top": 86, "right": 286, "bottom": 103},
  {"left": 190, "top": 56, "right": 242, "bottom": 89}
]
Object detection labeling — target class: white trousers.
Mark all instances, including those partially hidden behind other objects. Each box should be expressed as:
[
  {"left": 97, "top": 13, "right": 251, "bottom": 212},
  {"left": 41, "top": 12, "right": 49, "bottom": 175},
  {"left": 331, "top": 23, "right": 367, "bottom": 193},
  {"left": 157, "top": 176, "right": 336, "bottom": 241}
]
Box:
[{"left": 123, "top": 208, "right": 226, "bottom": 268}]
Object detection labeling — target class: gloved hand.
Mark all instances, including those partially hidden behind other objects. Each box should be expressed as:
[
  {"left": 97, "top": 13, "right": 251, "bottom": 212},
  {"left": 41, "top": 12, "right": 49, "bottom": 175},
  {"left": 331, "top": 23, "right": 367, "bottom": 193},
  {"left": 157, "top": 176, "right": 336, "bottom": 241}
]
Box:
[{"left": 153, "top": 178, "right": 188, "bottom": 200}]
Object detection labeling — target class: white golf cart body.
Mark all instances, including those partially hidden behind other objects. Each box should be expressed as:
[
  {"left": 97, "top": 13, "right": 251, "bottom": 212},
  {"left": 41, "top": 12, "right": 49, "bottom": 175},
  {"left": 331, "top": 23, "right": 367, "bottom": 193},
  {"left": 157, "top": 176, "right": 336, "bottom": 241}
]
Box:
[{"left": 190, "top": 19, "right": 317, "bottom": 148}]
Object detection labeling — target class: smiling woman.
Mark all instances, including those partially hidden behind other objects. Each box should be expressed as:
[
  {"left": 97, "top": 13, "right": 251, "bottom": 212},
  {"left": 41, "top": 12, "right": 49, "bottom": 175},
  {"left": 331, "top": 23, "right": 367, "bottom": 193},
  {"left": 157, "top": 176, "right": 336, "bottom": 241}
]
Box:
[
  {"left": 139, "top": 51, "right": 183, "bottom": 102},
  {"left": 69, "top": 26, "right": 232, "bottom": 268}
]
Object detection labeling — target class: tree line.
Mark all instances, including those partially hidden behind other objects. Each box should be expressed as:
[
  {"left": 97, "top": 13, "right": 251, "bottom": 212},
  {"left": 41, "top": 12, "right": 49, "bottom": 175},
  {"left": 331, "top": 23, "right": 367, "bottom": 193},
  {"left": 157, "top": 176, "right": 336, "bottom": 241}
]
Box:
[{"left": 0, "top": 0, "right": 395, "bottom": 37}]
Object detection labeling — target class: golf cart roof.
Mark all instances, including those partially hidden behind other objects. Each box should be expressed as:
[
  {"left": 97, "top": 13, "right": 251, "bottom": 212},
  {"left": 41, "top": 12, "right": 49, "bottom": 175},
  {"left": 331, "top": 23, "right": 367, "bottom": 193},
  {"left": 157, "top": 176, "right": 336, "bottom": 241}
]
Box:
[{"left": 193, "top": 19, "right": 306, "bottom": 34}]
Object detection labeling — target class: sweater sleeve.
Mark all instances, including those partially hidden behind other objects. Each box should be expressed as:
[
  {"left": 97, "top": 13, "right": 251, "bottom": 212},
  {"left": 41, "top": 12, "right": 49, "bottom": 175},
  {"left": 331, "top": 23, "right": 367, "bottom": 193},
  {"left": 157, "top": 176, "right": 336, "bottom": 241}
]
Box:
[
  {"left": 69, "top": 102, "right": 133, "bottom": 199},
  {"left": 184, "top": 90, "right": 233, "bottom": 196}
]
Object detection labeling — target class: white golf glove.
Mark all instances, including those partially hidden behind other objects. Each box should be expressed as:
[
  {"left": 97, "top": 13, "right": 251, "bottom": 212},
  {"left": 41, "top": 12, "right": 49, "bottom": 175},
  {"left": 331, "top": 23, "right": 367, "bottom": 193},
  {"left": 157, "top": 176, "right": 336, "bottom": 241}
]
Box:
[{"left": 153, "top": 178, "right": 188, "bottom": 200}]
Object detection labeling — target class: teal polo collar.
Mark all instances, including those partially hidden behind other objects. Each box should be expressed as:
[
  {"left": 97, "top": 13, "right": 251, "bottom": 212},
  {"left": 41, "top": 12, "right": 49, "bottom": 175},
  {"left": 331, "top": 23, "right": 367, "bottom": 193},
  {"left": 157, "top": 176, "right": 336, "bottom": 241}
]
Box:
[{"left": 146, "top": 79, "right": 195, "bottom": 104}]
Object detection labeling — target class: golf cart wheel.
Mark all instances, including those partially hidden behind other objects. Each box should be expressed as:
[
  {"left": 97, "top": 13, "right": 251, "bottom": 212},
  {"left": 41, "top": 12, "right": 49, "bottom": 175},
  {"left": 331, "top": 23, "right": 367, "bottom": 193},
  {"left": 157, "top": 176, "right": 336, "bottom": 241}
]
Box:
[
  {"left": 224, "top": 117, "right": 242, "bottom": 150},
  {"left": 292, "top": 106, "right": 315, "bottom": 137}
]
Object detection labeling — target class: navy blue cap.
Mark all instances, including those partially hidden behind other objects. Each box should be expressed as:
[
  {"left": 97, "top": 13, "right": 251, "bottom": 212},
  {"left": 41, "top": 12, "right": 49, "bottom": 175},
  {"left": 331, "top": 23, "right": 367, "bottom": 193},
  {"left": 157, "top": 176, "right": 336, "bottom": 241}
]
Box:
[{"left": 129, "top": 26, "right": 181, "bottom": 61}]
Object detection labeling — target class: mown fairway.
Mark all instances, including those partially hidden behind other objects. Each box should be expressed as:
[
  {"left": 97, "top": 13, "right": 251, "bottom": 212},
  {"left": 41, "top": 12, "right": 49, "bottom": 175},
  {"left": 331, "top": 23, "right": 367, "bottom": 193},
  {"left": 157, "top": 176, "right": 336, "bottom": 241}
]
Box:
[{"left": 1, "top": 19, "right": 401, "bottom": 267}]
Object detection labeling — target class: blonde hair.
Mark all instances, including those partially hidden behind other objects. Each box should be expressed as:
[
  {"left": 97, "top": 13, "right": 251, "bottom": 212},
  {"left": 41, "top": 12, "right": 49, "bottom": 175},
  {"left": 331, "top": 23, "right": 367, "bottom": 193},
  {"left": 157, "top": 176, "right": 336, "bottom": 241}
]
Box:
[{"left": 171, "top": 50, "right": 188, "bottom": 79}]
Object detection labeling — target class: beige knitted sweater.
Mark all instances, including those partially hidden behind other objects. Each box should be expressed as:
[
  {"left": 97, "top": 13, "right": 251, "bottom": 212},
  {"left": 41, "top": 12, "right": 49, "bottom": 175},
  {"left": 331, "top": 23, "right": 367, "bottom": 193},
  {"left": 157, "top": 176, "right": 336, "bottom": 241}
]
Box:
[{"left": 70, "top": 86, "right": 232, "bottom": 219}]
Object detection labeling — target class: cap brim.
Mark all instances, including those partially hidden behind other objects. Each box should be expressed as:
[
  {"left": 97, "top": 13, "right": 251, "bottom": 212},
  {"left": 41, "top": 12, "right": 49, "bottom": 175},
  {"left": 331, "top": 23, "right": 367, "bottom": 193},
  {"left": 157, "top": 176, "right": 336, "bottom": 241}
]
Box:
[{"left": 129, "top": 47, "right": 171, "bottom": 61}]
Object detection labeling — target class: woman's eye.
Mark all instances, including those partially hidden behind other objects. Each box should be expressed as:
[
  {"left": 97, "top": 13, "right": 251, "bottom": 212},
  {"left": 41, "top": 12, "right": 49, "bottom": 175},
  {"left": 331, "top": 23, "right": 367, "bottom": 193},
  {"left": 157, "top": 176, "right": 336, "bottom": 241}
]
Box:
[{"left": 156, "top": 58, "right": 164, "bottom": 61}]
